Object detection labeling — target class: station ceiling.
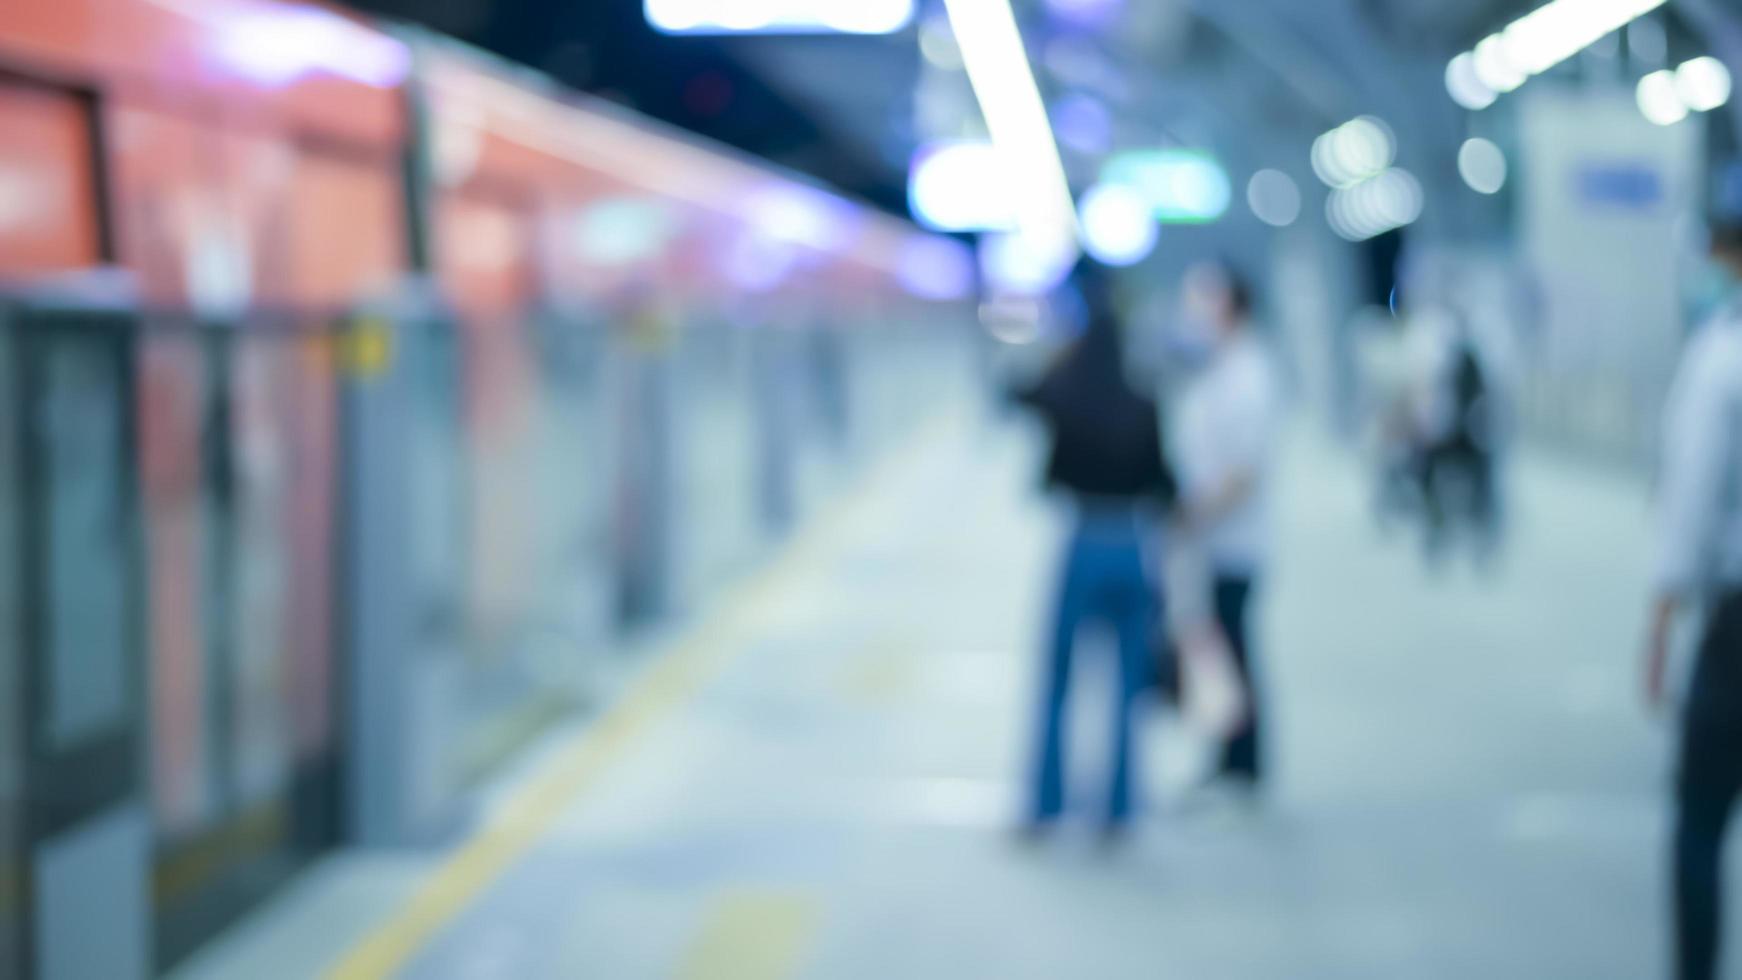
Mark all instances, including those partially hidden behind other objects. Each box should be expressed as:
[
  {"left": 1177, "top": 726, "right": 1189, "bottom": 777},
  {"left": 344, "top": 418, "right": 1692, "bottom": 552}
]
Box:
[{"left": 348, "top": 0, "right": 1738, "bottom": 223}]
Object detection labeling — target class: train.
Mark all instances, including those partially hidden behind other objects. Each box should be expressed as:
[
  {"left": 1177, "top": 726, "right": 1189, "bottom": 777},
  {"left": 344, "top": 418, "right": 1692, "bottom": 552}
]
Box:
[{"left": 0, "top": 1, "right": 977, "bottom": 974}]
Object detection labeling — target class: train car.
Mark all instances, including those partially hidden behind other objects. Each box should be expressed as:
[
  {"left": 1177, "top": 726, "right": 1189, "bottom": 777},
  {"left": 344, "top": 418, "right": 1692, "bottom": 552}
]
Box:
[
  {"left": 403, "top": 35, "right": 979, "bottom": 791},
  {"left": 0, "top": 1, "right": 412, "bottom": 972},
  {"left": 0, "top": 0, "right": 975, "bottom": 974}
]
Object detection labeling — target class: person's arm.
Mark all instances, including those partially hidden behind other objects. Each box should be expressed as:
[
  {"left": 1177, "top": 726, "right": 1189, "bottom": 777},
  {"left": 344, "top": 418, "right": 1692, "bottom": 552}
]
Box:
[
  {"left": 1645, "top": 594, "right": 1679, "bottom": 711},
  {"left": 1645, "top": 339, "right": 1732, "bottom": 711},
  {"left": 1184, "top": 359, "right": 1274, "bottom": 528}
]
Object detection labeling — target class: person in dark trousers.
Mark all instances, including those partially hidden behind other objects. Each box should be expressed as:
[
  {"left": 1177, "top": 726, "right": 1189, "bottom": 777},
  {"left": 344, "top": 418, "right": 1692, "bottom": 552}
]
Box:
[
  {"left": 1015, "top": 258, "right": 1176, "bottom": 839},
  {"left": 1421, "top": 331, "right": 1499, "bottom": 563},
  {"left": 1173, "top": 261, "right": 1279, "bottom": 797},
  {"left": 1644, "top": 202, "right": 1742, "bottom": 980}
]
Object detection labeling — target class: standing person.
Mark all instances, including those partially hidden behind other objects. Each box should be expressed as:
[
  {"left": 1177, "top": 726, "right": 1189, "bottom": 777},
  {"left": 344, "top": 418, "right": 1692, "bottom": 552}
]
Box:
[
  {"left": 1644, "top": 207, "right": 1742, "bottom": 980},
  {"left": 1172, "top": 261, "right": 1281, "bottom": 799},
  {"left": 1015, "top": 258, "right": 1177, "bottom": 839},
  {"left": 1420, "top": 327, "right": 1500, "bottom": 563}
]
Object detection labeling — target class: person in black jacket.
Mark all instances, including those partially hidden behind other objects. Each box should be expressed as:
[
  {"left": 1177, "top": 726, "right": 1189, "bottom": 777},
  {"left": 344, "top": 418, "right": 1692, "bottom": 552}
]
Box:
[{"left": 1015, "top": 258, "right": 1176, "bottom": 838}]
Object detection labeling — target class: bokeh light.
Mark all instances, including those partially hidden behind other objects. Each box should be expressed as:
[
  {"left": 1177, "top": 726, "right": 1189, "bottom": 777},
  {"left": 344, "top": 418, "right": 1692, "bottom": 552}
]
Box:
[
  {"left": 1637, "top": 69, "right": 1689, "bottom": 126},
  {"left": 1674, "top": 56, "right": 1732, "bottom": 113},
  {"left": 1246, "top": 169, "right": 1301, "bottom": 228},
  {"left": 1078, "top": 183, "right": 1158, "bottom": 267},
  {"left": 1457, "top": 138, "right": 1508, "bottom": 195}
]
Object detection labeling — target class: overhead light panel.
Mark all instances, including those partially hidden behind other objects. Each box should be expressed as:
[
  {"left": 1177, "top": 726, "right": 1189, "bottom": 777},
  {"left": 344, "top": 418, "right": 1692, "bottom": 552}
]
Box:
[
  {"left": 646, "top": 0, "right": 916, "bottom": 35},
  {"left": 943, "top": 0, "right": 1080, "bottom": 286},
  {"left": 1448, "top": 0, "right": 1669, "bottom": 109}
]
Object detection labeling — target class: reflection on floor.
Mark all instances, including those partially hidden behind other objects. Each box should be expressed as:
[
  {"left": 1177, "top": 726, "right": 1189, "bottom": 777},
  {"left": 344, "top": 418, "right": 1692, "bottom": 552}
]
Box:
[{"left": 176, "top": 410, "right": 1711, "bottom": 980}]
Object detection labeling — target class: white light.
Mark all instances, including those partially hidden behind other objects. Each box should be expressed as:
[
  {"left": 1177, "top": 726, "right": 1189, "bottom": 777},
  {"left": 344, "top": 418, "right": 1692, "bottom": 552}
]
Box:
[
  {"left": 979, "top": 228, "right": 1076, "bottom": 296},
  {"left": 1446, "top": 53, "right": 1499, "bottom": 110},
  {"left": 1326, "top": 168, "right": 1422, "bottom": 242},
  {"left": 1638, "top": 69, "right": 1689, "bottom": 126},
  {"left": 745, "top": 184, "right": 859, "bottom": 251},
  {"left": 1311, "top": 117, "right": 1394, "bottom": 189},
  {"left": 646, "top": 0, "right": 710, "bottom": 31},
  {"left": 908, "top": 141, "right": 1019, "bottom": 232},
  {"left": 215, "top": 6, "right": 410, "bottom": 88},
  {"left": 715, "top": 0, "right": 773, "bottom": 31},
  {"left": 942, "top": 0, "right": 1079, "bottom": 265},
  {"left": 1675, "top": 56, "right": 1733, "bottom": 113},
  {"left": 1457, "top": 138, "right": 1508, "bottom": 195},
  {"left": 1246, "top": 169, "right": 1301, "bottom": 227},
  {"left": 1450, "top": 0, "right": 1670, "bottom": 106},
  {"left": 1078, "top": 183, "right": 1157, "bottom": 267},
  {"left": 646, "top": 0, "right": 916, "bottom": 34},
  {"left": 821, "top": 0, "right": 916, "bottom": 34},
  {"left": 1474, "top": 36, "right": 1527, "bottom": 93},
  {"left": 1340, "top": 117, "right": 1393, "bottom": 177}
]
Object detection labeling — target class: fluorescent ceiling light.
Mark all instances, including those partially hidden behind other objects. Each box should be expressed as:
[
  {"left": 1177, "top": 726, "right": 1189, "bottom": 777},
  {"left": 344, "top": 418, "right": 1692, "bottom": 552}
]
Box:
[
  {"left": 1474, "top": 36, "right": 1526, "bottom": 93},
  {"left": 1445, "top": 53, "right": 1499, "bottom": 110},
  {"left": 942, "top": 0, "right": 1079, "bottom": 281},
  {"left": 1449, "top": 0, "right": 1668, "bottom": 109},
  {"left": 646, "top": 0, "right": 916, "bottom": 35}
]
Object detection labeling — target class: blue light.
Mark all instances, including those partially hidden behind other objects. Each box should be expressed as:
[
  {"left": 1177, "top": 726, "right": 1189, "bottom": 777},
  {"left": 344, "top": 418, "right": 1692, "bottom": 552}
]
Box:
[{"left": 897, "top": 236, "right": 976, "bottom": 300}]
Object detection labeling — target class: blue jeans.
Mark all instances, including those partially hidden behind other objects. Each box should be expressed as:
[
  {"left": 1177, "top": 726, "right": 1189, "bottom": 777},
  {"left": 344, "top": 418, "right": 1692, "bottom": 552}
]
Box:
[{"left": 1030, "top": 513, "right": 1159, "bottom": 827}]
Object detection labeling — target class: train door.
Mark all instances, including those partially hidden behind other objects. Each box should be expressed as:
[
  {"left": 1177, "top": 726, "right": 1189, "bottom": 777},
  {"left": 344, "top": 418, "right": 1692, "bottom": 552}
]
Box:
[
  {"left": 0, "top": 302, "right": 21, "bottom": 980},
  {"left": 146, "top": 315, "right": 347, "bottom": 969},
  {"left": 5, "top": 299, "right": 151, "bottom": 980}
]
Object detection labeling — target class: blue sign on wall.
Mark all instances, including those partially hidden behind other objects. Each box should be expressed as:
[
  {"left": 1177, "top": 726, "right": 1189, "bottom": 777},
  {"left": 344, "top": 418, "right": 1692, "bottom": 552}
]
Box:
[{"left": 1576, "top": 163, "right": 1664, "bottom": 209}]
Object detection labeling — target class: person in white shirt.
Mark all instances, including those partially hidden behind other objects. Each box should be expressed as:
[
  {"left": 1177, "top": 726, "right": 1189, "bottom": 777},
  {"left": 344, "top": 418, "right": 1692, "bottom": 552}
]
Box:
[
  {"left": 1644, "top": 212, "right": 1742, "bottom": 980},
  {"left": 1172, "top": 261, "right": 1281, "bottom": 791}
]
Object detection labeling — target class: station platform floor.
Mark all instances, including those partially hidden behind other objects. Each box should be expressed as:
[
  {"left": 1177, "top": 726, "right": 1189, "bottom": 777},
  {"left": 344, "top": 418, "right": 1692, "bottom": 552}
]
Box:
[{"left": 176, "top": 408, "right": 1708, "bottom": 980}]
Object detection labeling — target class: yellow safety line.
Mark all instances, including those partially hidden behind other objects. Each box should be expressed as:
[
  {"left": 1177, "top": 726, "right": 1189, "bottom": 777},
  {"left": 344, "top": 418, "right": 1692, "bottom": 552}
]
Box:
[
  {"left": 323, "top": 421, "right": 949, "bottom": 979},
  {"left": 672, "top": 892, "right": 818, "bottom": 980}
]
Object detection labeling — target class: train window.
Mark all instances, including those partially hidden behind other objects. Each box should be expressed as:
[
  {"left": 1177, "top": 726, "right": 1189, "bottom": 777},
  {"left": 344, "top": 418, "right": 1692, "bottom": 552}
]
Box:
[
  {"left": 286, "top": 153, "right": 401, "bottom": 311},
  {"left": 0, "top": 83, "right": 102, "bottom": 276}
]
